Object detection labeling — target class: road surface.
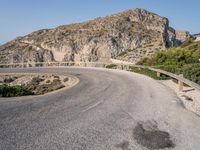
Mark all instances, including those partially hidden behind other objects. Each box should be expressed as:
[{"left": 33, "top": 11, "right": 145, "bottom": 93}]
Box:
[{"left": 0, "top": 67, "right": 200, "bottom": 150}]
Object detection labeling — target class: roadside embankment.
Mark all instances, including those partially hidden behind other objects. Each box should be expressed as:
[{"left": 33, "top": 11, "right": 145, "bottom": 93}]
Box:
[{"left": 161, "top": 79, "right": 200, "bottom": 116}]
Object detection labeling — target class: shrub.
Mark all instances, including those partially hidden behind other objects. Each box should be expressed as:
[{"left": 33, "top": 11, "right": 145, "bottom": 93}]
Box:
[
  {"left": 137, "top": 46, "right": 200, "bottom": 66},
  {"left": 181, "top": 39, "right": 194, "bottom": 48},
  {"left": 3, "top": 77, "right": 17, "bottom": 83},
  {"left": 46, "top": 80, "right": 51, "bottom": 83},
  {"left": 63, "top": 77, "right": 69, "bottom": 82},
  {"left": 129, "top": 66, "right": 168, "bottom": 80},
  {"left": 137, "top": 41, "right": 200, "bottom": 85},
  {"left": 182, "top": 64, "right": 200, "bottom": 85},
  {"left": 154, "top": 65, "right": 183, "bottom": 75},
  {"left": 0, "top": 84, "right": 33, "bottom": 97},
  {"left": 106, "top": 64, "right": 118, "bottom": 69}
]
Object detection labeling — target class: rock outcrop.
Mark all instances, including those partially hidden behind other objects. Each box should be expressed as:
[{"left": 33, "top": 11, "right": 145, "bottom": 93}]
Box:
[
  {"left": 194, "top": 33, "right": 200, "bottom": 42},
  {"left": 175, "top": 30, "right": 192, "bottom": 44},
  {"left": 0, "top": 8, "right": 191, "bottom": 64}
]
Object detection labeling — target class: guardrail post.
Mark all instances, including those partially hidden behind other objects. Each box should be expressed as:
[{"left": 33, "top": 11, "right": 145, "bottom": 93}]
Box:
[
  {"left": 157, "top": 72, "right": 161, "bottom": 78},
  {"left": 178, "top": 74, "right": 184, "bottom": 91},
  {"left": 126, "top": 65, "right": 129, "bottom": 71},
  {"left": 178, "top": 80, "right": 183, "bottom": 91},
  {"left": 121, "top": 63, "right": 124, "bottom": 70}
]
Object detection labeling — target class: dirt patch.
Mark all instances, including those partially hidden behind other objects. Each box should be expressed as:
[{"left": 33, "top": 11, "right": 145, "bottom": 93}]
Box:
[{"left": 133, "top": 121, "right": 175, "bottom": 149}]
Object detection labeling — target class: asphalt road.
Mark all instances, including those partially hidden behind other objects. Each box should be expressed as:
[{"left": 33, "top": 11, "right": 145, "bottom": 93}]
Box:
[{"left": 0, "top": 67, "right": 200, "bottom": 150}]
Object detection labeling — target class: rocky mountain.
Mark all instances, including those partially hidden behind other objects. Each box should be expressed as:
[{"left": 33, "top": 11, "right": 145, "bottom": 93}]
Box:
[
  {"left": 0, "top": 8, "right": 192, "bottom": 64},
  {"left": 194, "top": 33, "right": 200, "bottom": 42}
]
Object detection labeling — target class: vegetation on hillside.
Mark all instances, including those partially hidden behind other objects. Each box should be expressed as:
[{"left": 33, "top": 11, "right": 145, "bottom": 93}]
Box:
[
  {"left": 105, "top": 64, "right": 168, "bottom": 80},
  {"left": 105, "top": 64, "right": 118, "bottom": 69},
  {"left": 0, "top": 75, "right": 66, "bottom": 97},
  {"left": 0, "top": 84, "right": 33, "bottom": 97},
  {"left": 129, "top": 67, "right": 168, "bottom": 80},
  {"left": 137, "top": 40, "right": 200, "bottom": 84}
]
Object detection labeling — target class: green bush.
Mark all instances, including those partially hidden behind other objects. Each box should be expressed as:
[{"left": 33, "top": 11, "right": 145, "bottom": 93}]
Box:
[
  {"left": 154, "top": 65, "right": 183, "bottom": 74},
  {"left": 182, "top": 64, "right": 200, "bottom": 85},
  {"left": 181, "top": 39, "right": 194, "bottom": 48},
  {"left": 0, "top": 84, "right": 34, "bottom": 97},
  {"left": 106, "top": 64, "right": 118, "bottom": 69},
  {"left": 137, "top": 47, "right": 200, "bottom": 66},
  {"left": 137, "top": 41, "right": 200, "bottom": 85},
  {"left": 129, "top": 66, "right": 168, "bottom": 80}
]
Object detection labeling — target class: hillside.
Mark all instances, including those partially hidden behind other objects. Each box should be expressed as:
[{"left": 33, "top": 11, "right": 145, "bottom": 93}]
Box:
[
  {"left": 0, "top": 8, "right": 191, "bottom": 64},
  {"left": 137, "top": 40, "right": 200, "bottom": 84}
]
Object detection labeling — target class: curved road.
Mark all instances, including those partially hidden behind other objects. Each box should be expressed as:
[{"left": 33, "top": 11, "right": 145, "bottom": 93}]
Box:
[{"left": 0, "top": 67, "right": 200, "bottom": 150}]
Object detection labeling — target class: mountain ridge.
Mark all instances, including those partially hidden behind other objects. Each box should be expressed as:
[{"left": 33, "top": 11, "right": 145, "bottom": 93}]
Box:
[{"left": 0, "top": 8, "right": 192, "bottom": 64}]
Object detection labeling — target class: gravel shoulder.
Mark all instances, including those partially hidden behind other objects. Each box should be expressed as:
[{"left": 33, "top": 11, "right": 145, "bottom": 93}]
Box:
[{"left": 161, "top": 79, "right": 200, "bottom": 116}]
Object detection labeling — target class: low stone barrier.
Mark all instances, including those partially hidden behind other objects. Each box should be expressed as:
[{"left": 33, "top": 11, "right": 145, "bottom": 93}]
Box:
[{"left": 1, "top": 61, "right": 200, "bottom": 91}]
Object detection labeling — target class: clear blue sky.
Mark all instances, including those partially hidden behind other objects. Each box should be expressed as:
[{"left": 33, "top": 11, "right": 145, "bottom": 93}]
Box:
[{"left": 0, "top": 0, "right": 199, "bottom": 44}]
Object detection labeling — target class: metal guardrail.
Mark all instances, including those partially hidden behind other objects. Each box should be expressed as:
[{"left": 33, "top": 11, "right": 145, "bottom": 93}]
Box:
[
  {"left": 150, "top": 67, "right": 200, "bottom": 91},
  {"left": 0, "top": 61, "right": 200, "bottom": 91},
  {"left": 132, "top": 65, "right": 200, "bottom": 91}
]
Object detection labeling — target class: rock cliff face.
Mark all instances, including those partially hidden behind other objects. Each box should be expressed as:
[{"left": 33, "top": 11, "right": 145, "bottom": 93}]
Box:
[
  {"left": 194, "top": 33, "right": 200, "bottom": 42},
  {"left": 0, "top": 8, "right": 191, "bottom": 64},
  {"left": 175, "top": 30, "right": 191, "bottom": 44}
]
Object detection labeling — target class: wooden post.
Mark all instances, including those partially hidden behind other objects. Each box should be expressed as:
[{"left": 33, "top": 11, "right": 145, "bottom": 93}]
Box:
[
  {"left": 178, "top": 80, "right": 183, "bottom": 91},
  {"left": 121, "top": 63, "right": 124, "bottom": 70},
  {"left": 126, "top": 65, "right": 129, "bottom": 71},
  {"left": 157, "top": 72, "right": 161, "bottom": 77},
  {"left": 178, "top": 74, "right": 184, "bottom": 91}
]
